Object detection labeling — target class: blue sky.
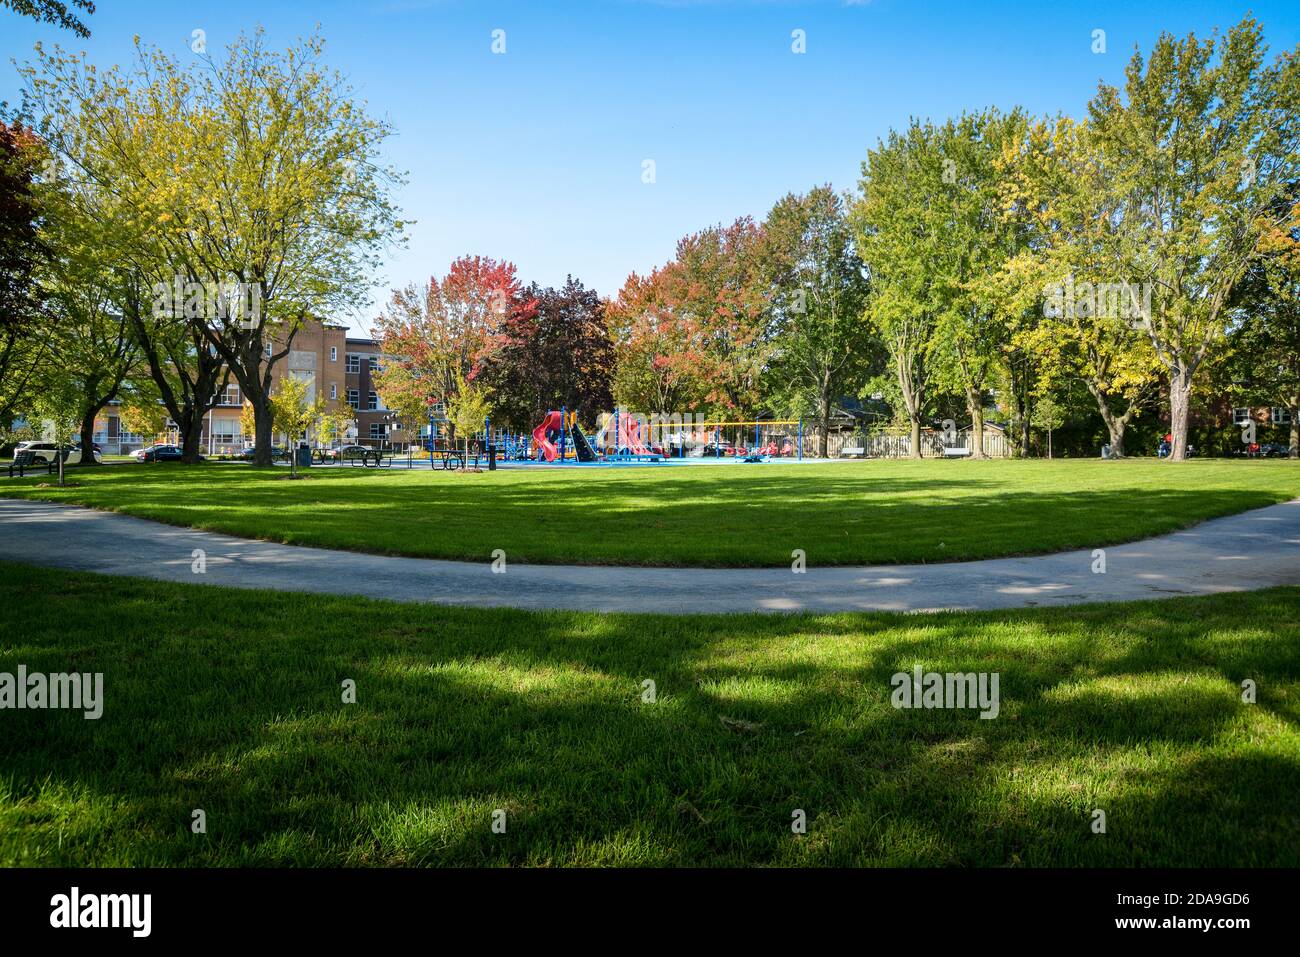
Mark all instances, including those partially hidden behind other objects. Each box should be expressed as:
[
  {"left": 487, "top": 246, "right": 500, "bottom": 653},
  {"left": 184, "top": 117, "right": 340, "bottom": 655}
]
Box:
[{"left": 4, "top": 0, "right": 1298, "bottom": 334}]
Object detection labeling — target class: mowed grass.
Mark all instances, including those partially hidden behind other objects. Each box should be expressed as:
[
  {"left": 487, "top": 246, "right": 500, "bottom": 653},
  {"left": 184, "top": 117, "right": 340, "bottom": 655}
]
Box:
[
  {"left": 0, "top": 562, "right": 1296, "bottom": 867},
  {"left": 3, "top": 458, "right": 1298, "bottom": 567}
]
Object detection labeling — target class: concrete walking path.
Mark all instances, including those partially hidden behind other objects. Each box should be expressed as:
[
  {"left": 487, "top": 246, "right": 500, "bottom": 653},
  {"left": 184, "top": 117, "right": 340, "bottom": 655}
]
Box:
[{"left": 1, "top": 497, "right": 1298, "bottom": 614}]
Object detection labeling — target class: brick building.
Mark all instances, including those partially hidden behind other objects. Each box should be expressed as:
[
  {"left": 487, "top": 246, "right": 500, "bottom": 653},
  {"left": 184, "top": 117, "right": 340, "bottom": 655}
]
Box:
[{"left": 93, "top": 319, "right": 408, "bottom": 454}]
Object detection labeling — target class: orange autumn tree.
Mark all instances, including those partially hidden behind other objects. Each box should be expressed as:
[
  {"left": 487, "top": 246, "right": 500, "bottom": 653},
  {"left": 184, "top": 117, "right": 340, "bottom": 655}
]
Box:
[
  {"left": 372, "top": 255, "right": 534, "bottom": 446},
  {"left": 608, "top": 217, "right": 769, "bottom": 418}
]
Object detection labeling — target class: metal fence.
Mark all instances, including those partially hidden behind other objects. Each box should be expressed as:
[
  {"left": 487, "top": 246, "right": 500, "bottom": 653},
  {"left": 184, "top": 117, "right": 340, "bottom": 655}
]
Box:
[{"left": 819, "top": 429, "right": 1011, "bottom": 459}]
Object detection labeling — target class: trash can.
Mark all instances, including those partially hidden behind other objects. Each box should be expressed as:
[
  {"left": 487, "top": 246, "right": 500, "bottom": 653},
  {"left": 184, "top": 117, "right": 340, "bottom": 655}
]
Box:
[
  {"left": 296, "top": 444, "right": 313, "bottom": 468},
  {"left": 488, "top": 444, "right": 497, "bottom": 471}
]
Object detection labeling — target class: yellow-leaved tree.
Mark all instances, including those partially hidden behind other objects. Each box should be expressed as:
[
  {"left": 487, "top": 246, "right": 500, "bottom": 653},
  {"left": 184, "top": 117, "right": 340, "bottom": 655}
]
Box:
[{"left": 444, "top": 371, "right": 491, "bottom": 469}]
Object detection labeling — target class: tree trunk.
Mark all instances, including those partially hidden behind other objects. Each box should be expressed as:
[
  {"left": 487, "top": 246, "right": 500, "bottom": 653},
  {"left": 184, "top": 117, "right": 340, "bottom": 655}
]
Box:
[
  {"left": 252, "top": 396, "right": 274, "bottom": 467},
  {"left": 1083, "top": 380, "right": 1135, "bottom": 459},
  {"left": 967, "top": 391, "right": 986, "bottom": 459},
  {"left": 180, "top": 411, "right": 205, "bottom": 463},
  {"left": 78, "top": 409, "right": 101, "bottom": 467},
  {"left": 817, "top": 396, "right": 831, "bottom": 459},
  {"left": 896, "top": 350, "right": 925, "bottom": 460},
  {"left": 1169, "top": 367, "right": 1194, "bottom": 461},
  {"left": 1105, "top": 418, "right": 1126, "bottom": 458},
  {"left": 1289, "top": 399, "right": 1299, "bottom": 459}
]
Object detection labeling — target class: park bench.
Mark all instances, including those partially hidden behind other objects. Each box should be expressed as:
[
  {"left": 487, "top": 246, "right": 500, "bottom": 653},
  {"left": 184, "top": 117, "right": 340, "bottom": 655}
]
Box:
[
  {"left": 839, "top": 446, "right": 866, "bottom": 459},
  {"left": 6, "top": 450, "right": 57, "bottom": 478},
  {"left": 942, "top": 447, "right": 972, "bottom": 458}
]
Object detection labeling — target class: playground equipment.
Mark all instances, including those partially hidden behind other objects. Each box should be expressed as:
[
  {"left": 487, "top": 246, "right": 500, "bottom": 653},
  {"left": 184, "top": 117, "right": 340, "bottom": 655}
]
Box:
[
  {"left": 532, "top": 409, "right": 597, "bottom": 463},
  {"left": 600, "top": 409, "right": 663, "bottom": 461},
  {"left": 629, "top": 415, "right": 803, "bottom": 460},
  {"left": 524, "top": 409, "right": 803, "bottom": 465},
  {"left": 493, "top": 429, "right": 534, "bottom": 462}
]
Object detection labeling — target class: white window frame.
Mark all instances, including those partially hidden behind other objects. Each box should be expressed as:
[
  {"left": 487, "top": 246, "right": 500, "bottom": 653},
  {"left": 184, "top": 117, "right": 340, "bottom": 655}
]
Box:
[
  {"left": 330, "top": 346, "right": 338, "bottom": 362},
  {"left": 1232, "top": 407, "right": 1251, "bottom": 425},
  {"left": 345, "top": 354, "right": 361, "bottom": 374},
  {"left": 330, "top": 384, "right": 338, "bottom": 400},
  {"left": 1271, "top": 407, "right": 1291, "bottom": 424},
  {"left": 347, "top": 389, "right": 359, "bottom": 410},
  {"left": 367, "top": 391, "right": 379, "bottom": 411}
]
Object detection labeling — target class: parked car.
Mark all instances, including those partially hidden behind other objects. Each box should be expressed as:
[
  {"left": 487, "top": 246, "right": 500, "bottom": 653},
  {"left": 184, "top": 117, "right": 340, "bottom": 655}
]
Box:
[
  {"left": 1259, "top": 442, "right": 1293, "bottom": 458},
  {"left": 15, "top": 441, "right": 101, "bottom": 464},
  {"left": 134, "top": 444, "right": 186, "bottom": 462},
  {"left": 238, "top": 446, "right": 289, "bottom": 461},
  {"left": 322, "top": 444, "right": 371, "bottom": 462}
]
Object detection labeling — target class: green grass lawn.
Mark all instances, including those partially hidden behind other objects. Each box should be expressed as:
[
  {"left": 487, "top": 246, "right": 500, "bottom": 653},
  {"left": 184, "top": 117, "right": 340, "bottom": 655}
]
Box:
[
  {"left": 2, "top": 458, "right": 1298, "bottom": 567},
  {"left": 0, "top": 562, "right": 1295, "bottom": 866}
]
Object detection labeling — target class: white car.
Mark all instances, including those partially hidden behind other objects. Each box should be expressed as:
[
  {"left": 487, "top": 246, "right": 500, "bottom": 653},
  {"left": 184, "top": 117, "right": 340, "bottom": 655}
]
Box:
[{"left": 14, "top": 441, "right": 102, "bottom": 465}]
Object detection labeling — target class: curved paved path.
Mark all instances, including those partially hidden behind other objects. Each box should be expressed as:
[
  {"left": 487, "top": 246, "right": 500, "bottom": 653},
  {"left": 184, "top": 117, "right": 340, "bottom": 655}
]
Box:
[{"left": 1, "top": 497, "right": 1299, "bottom": 614}]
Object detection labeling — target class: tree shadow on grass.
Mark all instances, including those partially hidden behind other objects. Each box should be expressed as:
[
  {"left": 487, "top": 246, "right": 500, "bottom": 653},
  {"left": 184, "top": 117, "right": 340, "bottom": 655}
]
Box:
[{"left": 0, "top": 565, "right": 1297, "bottom": 866}]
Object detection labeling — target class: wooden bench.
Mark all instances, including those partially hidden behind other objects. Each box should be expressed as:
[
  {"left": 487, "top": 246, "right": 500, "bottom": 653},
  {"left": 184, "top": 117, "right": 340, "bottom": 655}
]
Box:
[
  {"left": 839, "top": 446, "right": 866, "bottom": 459},
  {"left": 6, "top": 450, "right": 56, "bottom": 478},
  {"left": 942, "top": 447, "right": 972, "bottom": 458}
]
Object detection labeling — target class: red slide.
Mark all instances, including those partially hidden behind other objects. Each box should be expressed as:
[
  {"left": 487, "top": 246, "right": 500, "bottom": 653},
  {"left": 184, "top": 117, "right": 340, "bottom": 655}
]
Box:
[
  {"left": 619, "top": 415, "right": 652, "bottom": 456},
  {"left": 533, "top": 411, "right": 564, "bottom": 461}
]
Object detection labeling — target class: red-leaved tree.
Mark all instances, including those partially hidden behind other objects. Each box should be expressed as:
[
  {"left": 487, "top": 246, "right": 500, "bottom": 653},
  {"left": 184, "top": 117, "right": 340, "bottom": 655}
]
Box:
[{"left": 372, "top": 255, "right": 535, "bottom": 443}]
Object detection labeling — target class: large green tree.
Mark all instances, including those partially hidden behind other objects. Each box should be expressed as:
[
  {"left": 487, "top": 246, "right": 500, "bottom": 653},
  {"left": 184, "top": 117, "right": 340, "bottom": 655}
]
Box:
[
  {"left": 853, "top": 120, "right": 952, "bottom": 457},
  {"left": 22, "top": 30, "right": 406, "bottom": 465},
  {"left": 761, "top": 185, "right": 877, "bottom": 457},
  {"left": 1088, "top": 17, "right": 1300, "bottom": 460},
  {"left": 999, "top": 116, "right": 1162, "bottom": 457},
  {"left": 931, "top": 109, "right": 1031, "bottom": 458}
]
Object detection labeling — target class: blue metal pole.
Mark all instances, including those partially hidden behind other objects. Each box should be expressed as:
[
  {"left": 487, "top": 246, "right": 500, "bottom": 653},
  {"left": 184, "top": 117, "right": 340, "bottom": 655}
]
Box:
[{"left": 798, "top": 419, "right": 803, "bottom": 460}]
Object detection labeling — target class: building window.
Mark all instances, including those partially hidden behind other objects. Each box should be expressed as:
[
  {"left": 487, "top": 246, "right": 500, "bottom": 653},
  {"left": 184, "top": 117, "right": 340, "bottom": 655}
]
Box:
[
  {"left": 218, "top": 385, "right": 240, "bottom": 406},
  {"left": 347, "top": 389, "right": 359, "bottom": 410},
  {"left": 369, "top": 423, "right": 385, "bottom": 440},
  {"left": 367, "top": 391, "right": 379, "bottom": 411},
  {"left": 330, "top": 347, "right": 337, "bottom": 362},
  {"left": 265, "top": 343, "right": 273, "bottom": 358},
  {"left": 1232, "top": 408, "right": 1251, "bottom": 425},
  {"left": 330, "top": 384, "right": 338, "bottom": 400},
  {"left": 1272, "top": 407, "right": 1292, "bottom": 424},
  {"left": 345, "top": 354, "right": 360, "bottom": 374},
  {"left": 210, "top": 425, "right": 242, "bottom": 447},
  {"left": 368, "top": 356, "right": 380, "bottom": 371}
]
